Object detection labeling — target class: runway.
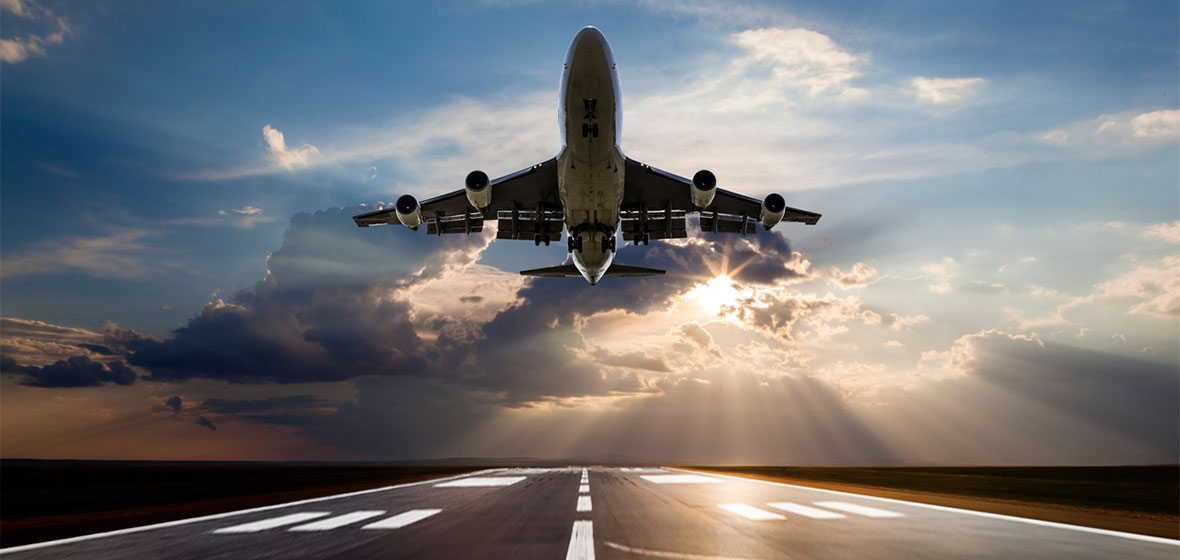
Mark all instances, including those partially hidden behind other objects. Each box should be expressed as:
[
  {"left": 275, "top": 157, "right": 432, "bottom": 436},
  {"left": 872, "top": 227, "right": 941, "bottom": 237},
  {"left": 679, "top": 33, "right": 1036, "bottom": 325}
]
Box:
[{"left": 2, "top": 467, "right": 1176, "bottom": 559}]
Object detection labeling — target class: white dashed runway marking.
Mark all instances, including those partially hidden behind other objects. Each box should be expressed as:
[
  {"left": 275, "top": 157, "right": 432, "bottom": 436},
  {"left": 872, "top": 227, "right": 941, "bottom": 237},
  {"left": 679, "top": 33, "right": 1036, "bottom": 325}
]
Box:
[
  {"left": 288, "top": 510, "right": 386, "bottom": 531},
  {"left": 434, "top": 476, "right": 526, "bottom": 487},
  {"left": 718, "top": 504, "right": 785, "bottom": 520},
  {"left": 641, "top": 474, "right": 724, "bottom": 484},
  {"left": 212, "top": 512, "right": 331, "bottom": 534},
  {"left": 767, "top": 503, "right": 846, "bottom": 519},
  {"left": 565, "top": 520, "right": 594, "bottom": 560},
  {"left": 361, "top": 509, "right": 443, "bottom": 530},
  {"left": 577, "top": 496, "right": 593, "bottom": 512},
  {"left": 579, "top": 484, "right": 590, "bottom": 494},
  {"left": 814, "top": 501, "right": 904, "bottom": 518}
]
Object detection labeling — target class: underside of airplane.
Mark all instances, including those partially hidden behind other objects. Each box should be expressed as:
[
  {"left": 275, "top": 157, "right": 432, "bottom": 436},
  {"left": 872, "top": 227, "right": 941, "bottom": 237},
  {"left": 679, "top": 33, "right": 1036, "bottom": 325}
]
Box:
[{"left": 354, "top": 26, "right": 821, "bottom": 285}]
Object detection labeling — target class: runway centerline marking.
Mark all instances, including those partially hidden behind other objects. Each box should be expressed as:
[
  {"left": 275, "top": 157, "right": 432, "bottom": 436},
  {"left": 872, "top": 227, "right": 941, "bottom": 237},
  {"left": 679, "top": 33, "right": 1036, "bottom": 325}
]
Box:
[
  {"left": 767, "top": 502, "right": 846, "bottom": 519},
  {"left": 641, "top": 474, "right": 724, "bottom": 484},
  {"left": 718, "top": 504, "right": 785, "bottom": 521},
  {"left": 566, "top": 520, "right": 594, "bottom": 560},
  {"left": 288, "top": 510, "right": 386, "bottom": 531},
  {"left": 577, "top": 495, "right": 593, "bottom": 512},
  {"left": 212, "top": 512, "right": 331, "bottom": 534},
  {"left": 813, "top": 501, "right": 903, "bottom": 518},
  {"left": 362, "top": 509, "right": 442, "bottom": 530},
  {"left": 579, "top": 484, "right": 590, "bottom": 494},
  {"left": 434, "top": 476, "right": 526, "bottom": 487}
]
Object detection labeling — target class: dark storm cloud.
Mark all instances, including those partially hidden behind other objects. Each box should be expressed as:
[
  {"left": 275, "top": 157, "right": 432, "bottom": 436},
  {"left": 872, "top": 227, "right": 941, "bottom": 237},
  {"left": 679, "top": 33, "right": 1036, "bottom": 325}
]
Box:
[
  {"left": 128, "top": 206, "right": 488, "bottom": 384},
  {"left": 77, "top": 343, "right": 116, "bottom": 355},
  {"left": 1, "top": 355, "right": 137, "bottom": 387},
  {"left": 200, "top": 395, "right": 332, "bottom": 414},
  {"left": 195, "top": 416, "right": 217, "bottom": 431},
  {"left": 165, "top": 396, "right": 182, "bottom": 413}
]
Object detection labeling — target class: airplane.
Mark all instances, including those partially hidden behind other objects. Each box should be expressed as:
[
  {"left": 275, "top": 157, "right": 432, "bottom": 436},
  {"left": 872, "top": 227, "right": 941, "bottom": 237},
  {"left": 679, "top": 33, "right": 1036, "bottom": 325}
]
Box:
[{"left": 354, "top": 26, "right": 821, "bottom": 285}]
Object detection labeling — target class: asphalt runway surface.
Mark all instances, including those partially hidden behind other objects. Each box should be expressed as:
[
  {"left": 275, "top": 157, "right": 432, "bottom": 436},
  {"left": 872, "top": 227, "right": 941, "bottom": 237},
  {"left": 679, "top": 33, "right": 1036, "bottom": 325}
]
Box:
[{"left": 2, "top": 467, "right": 1176, "bottom": 559}]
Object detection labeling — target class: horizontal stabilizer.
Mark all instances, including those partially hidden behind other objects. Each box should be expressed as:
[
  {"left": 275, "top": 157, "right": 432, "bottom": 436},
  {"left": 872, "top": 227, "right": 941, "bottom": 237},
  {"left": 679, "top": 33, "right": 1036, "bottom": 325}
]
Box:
[{"left": 519, "top": 263, "right": 666, "bottom": 278}]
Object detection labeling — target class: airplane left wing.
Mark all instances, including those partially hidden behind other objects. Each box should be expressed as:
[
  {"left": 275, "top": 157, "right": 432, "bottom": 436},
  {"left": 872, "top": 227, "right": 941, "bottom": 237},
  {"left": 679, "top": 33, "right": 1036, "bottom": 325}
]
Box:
[
  {"left": 621, "top": 157, "right": 820, "bottom": 239},
  {"left": 354, "top": 158, "right": 561, "bottom": 238}
]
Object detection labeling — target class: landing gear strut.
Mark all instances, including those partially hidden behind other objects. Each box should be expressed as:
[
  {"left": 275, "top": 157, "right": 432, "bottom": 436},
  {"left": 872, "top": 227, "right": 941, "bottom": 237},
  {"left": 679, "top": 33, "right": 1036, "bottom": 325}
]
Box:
[
  {"left": 568, "top": 236, "right": 583, "bottom": 253},
  {"left": 601, "top": 235, "right": 616, "bottom": 253}
]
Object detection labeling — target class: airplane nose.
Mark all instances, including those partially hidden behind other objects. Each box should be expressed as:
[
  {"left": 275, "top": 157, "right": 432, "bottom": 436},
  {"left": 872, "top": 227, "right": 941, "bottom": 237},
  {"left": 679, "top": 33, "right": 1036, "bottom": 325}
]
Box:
[{"left": 573, "top": 26, "right": 606, "bottom": 51}]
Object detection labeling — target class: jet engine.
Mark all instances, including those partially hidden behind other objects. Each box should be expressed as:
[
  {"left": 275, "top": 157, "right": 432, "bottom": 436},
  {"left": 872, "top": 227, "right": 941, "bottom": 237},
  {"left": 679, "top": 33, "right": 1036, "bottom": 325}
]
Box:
[
  {"left": 395, "top": 194, "right": 423, "bottom": 230},
  {"left": 759, "top": 193, "right": 786, "bottom": 230},
  {"left": 465, "top": 170, "right": 491, "bottom": 210},
  {"left": 691, "top": 170, "right": 716, "bottom": 209}
]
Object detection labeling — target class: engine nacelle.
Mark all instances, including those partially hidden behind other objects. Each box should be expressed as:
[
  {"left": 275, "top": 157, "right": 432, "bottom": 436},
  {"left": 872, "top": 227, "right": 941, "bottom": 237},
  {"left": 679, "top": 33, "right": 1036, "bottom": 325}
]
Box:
[
  {"left": 759, "top": 193, "right": 786, "bottom": 230},
  {"left": 465, "top": 170, "right": 491, "bottom": 210},
  {"left": 691, "top": 169, "right": 716, "bottom": 209},
  {"left": 395, "top": 194, "right": 423, "bottom": 230}
]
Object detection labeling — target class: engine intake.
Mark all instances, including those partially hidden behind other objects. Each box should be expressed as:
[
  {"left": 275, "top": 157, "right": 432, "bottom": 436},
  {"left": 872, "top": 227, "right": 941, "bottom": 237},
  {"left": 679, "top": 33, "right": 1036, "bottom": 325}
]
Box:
[
  {"left": 759, "top": 193, "right": 786, "bottom": 230},
  {"left": 395, "top": 194, "right": 423, "bottom": 230},
  {"left": 465, "top": 170, "right": 491, "bottom": 210},
  {"left": 691, "top": 169, "right": 716, "bottom": 209}
]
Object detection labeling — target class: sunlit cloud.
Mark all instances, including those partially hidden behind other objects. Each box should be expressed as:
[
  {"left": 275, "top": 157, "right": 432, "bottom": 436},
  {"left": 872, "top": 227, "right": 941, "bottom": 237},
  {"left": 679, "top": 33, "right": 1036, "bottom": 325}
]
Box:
[
  {"left": 910, "top": 77, "right": 985, "bottom": 105},
  {"left": 262, "top": 124, "right": 320, "bottom": 170},
  {"left": 0, "top": 0, "right": 73, "bottom": 64}
]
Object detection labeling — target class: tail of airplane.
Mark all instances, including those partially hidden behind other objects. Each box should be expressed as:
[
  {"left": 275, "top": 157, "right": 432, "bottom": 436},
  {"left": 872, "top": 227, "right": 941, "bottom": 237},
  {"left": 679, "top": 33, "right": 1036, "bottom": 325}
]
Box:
[{"left": 520, "top": 263, "right": 665, "bottom": 279}]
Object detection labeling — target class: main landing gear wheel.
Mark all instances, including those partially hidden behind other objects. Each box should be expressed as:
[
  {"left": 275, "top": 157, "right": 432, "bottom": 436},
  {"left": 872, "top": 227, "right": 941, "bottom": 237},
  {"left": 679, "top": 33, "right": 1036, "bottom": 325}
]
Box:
[
  {"left": 581, "top": 123, "right": 599, "bottom": 138},
  {"left": 601, "top": 236, "right": 616, "bottom": 253},
  {"left": 568, "top": 236, "right": 583, "bottom": 253}
]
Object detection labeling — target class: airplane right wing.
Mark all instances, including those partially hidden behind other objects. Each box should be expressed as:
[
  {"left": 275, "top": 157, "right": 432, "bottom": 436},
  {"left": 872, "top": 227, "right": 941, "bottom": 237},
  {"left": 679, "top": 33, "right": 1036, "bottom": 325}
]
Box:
[
  {"left": 621, "top": 157, "right": 820, "bottom": 239},
  {"left": 354, "top": 158, "right": 562, "bottom": 239}
]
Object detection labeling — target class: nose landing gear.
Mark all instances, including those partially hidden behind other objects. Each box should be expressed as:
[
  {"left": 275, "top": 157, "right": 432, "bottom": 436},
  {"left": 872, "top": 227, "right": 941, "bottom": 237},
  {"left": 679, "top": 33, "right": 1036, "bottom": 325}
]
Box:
[
  {"left": 600, "top": 236, "right": 616, "bottom": 253},
  {"left": 568, "top": 236, "right": 583, "bottom": 253}
]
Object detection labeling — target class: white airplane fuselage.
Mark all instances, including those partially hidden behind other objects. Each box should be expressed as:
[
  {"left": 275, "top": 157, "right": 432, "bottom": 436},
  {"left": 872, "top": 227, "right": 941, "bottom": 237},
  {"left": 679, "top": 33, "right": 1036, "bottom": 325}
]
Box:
[{"left": 558, "top": 26, "right": 624, "bottom": 285}]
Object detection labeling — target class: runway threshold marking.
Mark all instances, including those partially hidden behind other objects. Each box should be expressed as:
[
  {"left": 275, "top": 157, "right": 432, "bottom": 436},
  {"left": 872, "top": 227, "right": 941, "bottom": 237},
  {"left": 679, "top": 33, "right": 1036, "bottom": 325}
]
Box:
[
  {"left": 669, "top": 468, "right": 1180, "bottom": 547},
  {"left": 766, "top": 502, "right": 846, "bottom": 519},
  {"left": 577, "top": 496, "right": 593, "bottom": 512},
  {"left": 288, "top": 510, "right": 387, "bottom": 531},
  {"left": 566, "top": 520, "right": 594, "bottom": 560},
  {"left": 717, "top": 504, "right": 785, "bottom": 521},
  {"left": 814, "top": 501, "right": 904, "bottom": 518},
  {"left": 0, "top": 469, "right": 497, "bottom": 555},
  {"left": 434, "top": 476, "right": 526, "bottom": 487},
  {"left": 641, "top": 474, "right": 724, "bottom": 484},
  {"left": 212, "top": 512, "right": 332, "bottom": 534},
  {"left": 361, "top": 509, "right": 442, "bottom": 530}
]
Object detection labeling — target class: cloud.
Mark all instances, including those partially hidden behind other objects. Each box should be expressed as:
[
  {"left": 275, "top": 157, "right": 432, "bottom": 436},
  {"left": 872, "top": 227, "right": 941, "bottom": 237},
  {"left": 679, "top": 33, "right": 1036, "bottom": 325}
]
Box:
[
  {"left": 1142, "top": 221, "right": 1180, "bottom": 244},
  {"left": 195, "top": 416, "right": 217, "bottom": 431},
  {"left": 2, "top": 355, "right": 138, "bottom": 387},
  {"left": 199, "top": 395, "right": 333, "bottom": 414},
  {"left": 921, "top": 256, "right": 958, "bottom": 293},
  {"left": 0, "top": 0, "right": 72, "bottom": 64},
  {"left": 1131, "top": 109, "right": 1180, "bottom": 139},
  {"left": 0, "top": 228, "right": 160, "bottom": 279},
  {"left": 262, "top": 125, "right": 320, "bottom": 170},
  {"left": 889, "top": 313, "right": 929, "bottom": 330},
  {"left": 910, "top": 77, "right": 985, "bottom": 105},
  {"left": 732, "top": 28, "right": 863, "bottom": 97},
  {"left": 824, "top": 262, "right": 876, "bottom": 288},
  {"left": 678, "top": 322, "right": 723, "bottom": 358},
  {"left": 164, "top": 396, "right": 183, "bottom": 413}
]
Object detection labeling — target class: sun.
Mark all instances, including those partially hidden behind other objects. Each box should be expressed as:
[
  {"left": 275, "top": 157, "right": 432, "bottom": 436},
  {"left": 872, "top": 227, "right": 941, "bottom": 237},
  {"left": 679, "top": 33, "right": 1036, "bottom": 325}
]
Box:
[{"left": 684, "top": 274, "right": 742, "bottom": 316}]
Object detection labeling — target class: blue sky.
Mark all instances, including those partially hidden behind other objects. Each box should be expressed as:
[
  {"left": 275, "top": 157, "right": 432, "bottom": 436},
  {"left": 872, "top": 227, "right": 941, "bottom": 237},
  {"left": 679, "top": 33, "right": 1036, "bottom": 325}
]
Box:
[{"left": 1, "top": 0, "right": 1177, "bottom": 463}]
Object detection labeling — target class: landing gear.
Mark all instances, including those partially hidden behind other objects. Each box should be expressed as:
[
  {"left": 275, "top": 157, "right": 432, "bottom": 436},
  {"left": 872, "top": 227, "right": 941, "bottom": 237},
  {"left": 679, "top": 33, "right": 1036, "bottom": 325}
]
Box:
[
  {"left": 568, "top": 236, "right": 583, "bottom": 253},
  {"left": 581, "top": 123, "right": 599, "bottom": 138},
  {"left": 601, "top": 236, "right": 616, "bottom": 253},
  {"left": 534, "top": 235, "right": 550, "bottom": 246},
  {"left": 634, "top": 234, "right": 650, "bottom": 246}
]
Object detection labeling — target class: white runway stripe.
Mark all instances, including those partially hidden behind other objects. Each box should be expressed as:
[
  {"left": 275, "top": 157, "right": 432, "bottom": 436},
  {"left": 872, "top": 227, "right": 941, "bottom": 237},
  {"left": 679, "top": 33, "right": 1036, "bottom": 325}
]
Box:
[
  {"left": 577, "top": 495, "right": 593, "bottom": 512},
  {"left": 362, "top": 509, "right": 442, "bottom": 530},
  {"left": 766, "top": 502, "right": 846, "bottom": 519},
  {"left": 579, "top": 484, "right": 590, "bottom": 493},
  {"left": 641, "top": 474, "right": 723, "bottom": 484},
  {"left": 212, "top": 512, "right": 331, "bottom": 533},
  {"left": 566, "top": 520, "right": 595, "bottom": 560},
  {"left": 434, "top": 476, "right": 526, "bottom": 487},
  {"left": 288, "top": 510, "right": 386, "bottom": 531},
  {"left": 717, "top": 504, "right": 785, "bottom": 520},
  {"left": 814, "top": 501, "right": 904, "bottom": 518}
]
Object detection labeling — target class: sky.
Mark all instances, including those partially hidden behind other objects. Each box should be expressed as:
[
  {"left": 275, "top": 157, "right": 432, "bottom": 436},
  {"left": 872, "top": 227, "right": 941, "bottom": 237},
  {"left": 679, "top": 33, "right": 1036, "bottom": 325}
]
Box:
[{"left": 1, "top": 0, "right": 1177, "bottom": 465}]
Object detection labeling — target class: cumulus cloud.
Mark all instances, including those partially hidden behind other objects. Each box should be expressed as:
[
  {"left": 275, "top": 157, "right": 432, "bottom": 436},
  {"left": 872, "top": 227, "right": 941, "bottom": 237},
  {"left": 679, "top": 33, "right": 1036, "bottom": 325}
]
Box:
[
  {"left": 732, "top": 28, "right": 863, "bottom": 97},
  {"left": 262, "top": 125, "right": 320, "bottom": 170},
  {"left": 0, "top": 0, "right": 72, "bottom": 64},
  {"left": 164, "top": 396, "right": 183, "bottom": 413},
  {"left": 1130, "top": 109, "right": 1180, "bottom": 139},
  {"left": 823, "top": 262, "right": 876, "bottom": 288},
  {"left": 910, "top": 77, "right": 985, "bottom": 105}
]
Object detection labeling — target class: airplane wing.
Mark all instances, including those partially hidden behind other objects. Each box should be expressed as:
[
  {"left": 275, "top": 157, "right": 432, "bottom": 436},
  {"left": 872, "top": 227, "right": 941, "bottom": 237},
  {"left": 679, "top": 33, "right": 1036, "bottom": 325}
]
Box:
[
  {"left": 354, "top": 158, "right": 560, "bottom": 237},
  {"left": 621, "top": 157, "right": 820, "bottom": 238}
]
